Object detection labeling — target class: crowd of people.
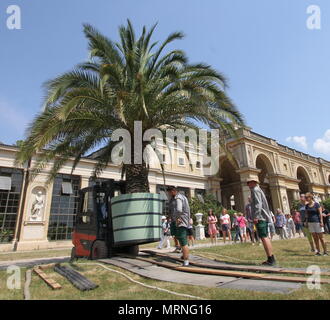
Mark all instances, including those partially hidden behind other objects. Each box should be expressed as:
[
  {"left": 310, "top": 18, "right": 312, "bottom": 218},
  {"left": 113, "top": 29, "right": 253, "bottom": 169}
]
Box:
[{"left": 157, "top": 184, "right": 329, "bottom": 267}]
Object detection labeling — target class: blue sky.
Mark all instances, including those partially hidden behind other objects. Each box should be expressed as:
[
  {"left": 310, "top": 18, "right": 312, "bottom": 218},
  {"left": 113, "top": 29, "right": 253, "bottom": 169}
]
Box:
[{"left": 0, "top": 0, "right": 330, "bottom": 159}]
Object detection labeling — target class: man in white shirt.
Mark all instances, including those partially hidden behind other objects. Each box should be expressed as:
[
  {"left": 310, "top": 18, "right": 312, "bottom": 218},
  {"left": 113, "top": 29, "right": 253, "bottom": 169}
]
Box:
[
  {"left": 248, "top": 179, "right": 276, "bottom": 266},
  {"left": 167, "top": 186, "right": 191, "bottom": 266}
]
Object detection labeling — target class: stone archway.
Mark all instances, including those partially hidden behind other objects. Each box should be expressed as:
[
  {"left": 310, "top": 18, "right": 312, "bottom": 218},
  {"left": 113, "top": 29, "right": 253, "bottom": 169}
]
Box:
[
  {"left": 219, "top": 158, "right": 242, "bottom": 210},
  {"left": 255, "top": 154, "right": 274, "bottom": 211},
  {"left": 297, "top": 166, "right": 310, "bottom": 194}
]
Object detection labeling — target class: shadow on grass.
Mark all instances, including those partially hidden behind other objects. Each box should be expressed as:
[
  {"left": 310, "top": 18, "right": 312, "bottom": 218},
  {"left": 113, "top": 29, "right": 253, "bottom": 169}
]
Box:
[{"left": 281, "top": 249, "right": 314, "bottom": 257}]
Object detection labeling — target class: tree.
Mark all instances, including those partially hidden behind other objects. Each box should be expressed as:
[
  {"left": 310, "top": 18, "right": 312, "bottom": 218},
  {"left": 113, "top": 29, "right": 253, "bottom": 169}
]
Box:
[
  {"left": 321, "top": 198, "right": 330, "bottom": 212},
  {"left": 16, "top": 20, "right": 244, "bottom": 193},
  {"left": 189, "top": 193, "right": 222, "bottom": 225},
  {"left": 13, "top": 140, "right": 24, "bottom": 148}
]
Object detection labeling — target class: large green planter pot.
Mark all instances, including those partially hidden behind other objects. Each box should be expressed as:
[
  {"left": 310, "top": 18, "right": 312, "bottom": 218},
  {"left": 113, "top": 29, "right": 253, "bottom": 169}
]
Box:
[{"left": 111, "top": 193, "right": 163, "bottom": 247}]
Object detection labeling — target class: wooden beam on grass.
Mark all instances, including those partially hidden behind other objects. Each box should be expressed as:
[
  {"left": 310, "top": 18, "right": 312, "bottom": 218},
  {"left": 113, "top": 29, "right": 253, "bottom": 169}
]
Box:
[{"left": 33, "top": 266, "right": 62, "bottom": 290}]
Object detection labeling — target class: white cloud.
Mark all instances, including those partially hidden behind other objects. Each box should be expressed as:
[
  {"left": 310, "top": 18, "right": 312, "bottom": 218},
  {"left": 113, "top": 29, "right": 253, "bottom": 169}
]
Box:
[
  {"left": 285, "top": 136, "right": 308, "bottom": 150},
  {"left": 313, "top": 129, "right": 330, "bottom": 156}
]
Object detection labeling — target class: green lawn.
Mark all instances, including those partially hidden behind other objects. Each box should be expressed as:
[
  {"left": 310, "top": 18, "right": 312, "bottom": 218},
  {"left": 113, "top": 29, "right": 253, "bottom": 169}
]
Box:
[
  {"left": 0, "top": 238, "right": 211, "bottom": 262},
  {"left": 0, "top": 236, "right": 329, "bottom": 300},
  {"left": 191, "top": 235, "right": 330, "bottom": 269},
  {"left": 0, "top": 248, "right": 71, "bottom": 262}
]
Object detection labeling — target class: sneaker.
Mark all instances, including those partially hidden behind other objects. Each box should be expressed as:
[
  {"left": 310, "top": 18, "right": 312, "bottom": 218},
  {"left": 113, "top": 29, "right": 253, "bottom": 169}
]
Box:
[
  {"left": 311, "top": 249, "right": 316, "bottom": 253},
  {"left": 323, "top": 252, "right": 329, "bottom": 256},
  {"left": 172, "top": 247, "right": 181, "bottom": 253},
  {"left": 262, "top": 255, "right": 276, "bottom": 266},
  {"left": 315, "top": 252, "right": 322, "bottom": 256},
  {"left": 183, "top": 260, "right": 189, "bottom": 267}
]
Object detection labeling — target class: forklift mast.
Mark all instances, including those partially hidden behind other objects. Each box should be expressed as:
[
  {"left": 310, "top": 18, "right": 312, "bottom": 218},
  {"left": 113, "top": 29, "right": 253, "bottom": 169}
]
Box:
[
  {"left": 72, "top": 179, "right": 126, "bottom": 259},
  {"left": 93, "top": 179, "right": 126, "bottom": 246}
]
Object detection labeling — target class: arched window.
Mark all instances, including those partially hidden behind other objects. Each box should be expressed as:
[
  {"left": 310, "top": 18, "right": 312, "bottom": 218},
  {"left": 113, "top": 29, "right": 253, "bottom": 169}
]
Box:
[
  {"left": 297, "top": 166, "right": 310, "bottom": 194},
  {"left": 255, "top": 154, "right": 274, "bottom": 211}
]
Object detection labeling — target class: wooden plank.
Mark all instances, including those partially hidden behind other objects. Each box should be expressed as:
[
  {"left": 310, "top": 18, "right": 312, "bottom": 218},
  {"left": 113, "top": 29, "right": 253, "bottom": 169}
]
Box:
[
  {"left": 33, "top": 266, "right": 62, "bottom": 290},
  {"left": 134, "top": 255, "right": 330, "bottom": 285},
  {"left": 141, "top": 250, "right": 330, "bottom": 277},
  {"left": 38, "top": 263, "right": 56, "bottom": 270}
]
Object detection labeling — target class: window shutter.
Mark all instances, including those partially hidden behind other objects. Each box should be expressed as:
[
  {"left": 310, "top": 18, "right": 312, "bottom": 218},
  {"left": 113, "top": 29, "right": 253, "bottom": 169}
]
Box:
[
  {"left": 62, "top": 181, "right": 73, "bottom": 195},
  {"left": 0, "top": 176, "right": 12, "bottom": 191}
]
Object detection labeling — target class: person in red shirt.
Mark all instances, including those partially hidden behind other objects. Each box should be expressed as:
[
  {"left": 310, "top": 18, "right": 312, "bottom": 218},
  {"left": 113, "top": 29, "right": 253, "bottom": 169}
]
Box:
[
  {"left": 207, "top": 209, "right": 218, "bottom": 245},
  {"left": 292, "top": 209, "right": 303, "bottom": 237},
  {"left": 236, "top": 212, "right": 247, "bottom": 243}
]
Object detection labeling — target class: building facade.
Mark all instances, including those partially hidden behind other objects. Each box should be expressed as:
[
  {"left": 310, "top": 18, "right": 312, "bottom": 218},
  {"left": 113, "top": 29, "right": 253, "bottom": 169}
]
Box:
[{"left": 1, "top": 126, "right": 330, "bottom": 252}]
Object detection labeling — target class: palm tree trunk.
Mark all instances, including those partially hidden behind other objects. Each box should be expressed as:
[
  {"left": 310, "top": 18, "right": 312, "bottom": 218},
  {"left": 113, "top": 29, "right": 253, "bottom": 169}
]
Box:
[
  {"left": 125, "top": 141, "right": 150, "bottom": 193},
  {"left": 125, "top": 163, "right": 149, "bottom": 193}
]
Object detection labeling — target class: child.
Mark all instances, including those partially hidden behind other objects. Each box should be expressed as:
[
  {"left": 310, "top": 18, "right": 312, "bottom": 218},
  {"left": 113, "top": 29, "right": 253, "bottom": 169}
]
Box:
[
  {"left": 157, "top": 216, "right": 171, "bottom": 249},
  {"left": 232, "top": 213, "right": 242, "bottom": 243},
  {"left": 286, "top": 214, "right": 296, "bottom": 239},
  {"left": 236, "top": 212, "right": 247, "bottom": 243}
]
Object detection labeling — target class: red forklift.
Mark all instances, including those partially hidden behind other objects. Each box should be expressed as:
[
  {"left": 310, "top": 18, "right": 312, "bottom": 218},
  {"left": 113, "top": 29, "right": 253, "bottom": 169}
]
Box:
[{"left": 71, "top": 179, "right": 143, "bottom": 260}]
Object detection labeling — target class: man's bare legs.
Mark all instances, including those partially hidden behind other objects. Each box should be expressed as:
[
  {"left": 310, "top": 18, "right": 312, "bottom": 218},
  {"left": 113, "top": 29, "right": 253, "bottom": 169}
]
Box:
[
  {"left": 261, "top": 237, "right": 273, "bottom": 257},
  {"left": 182, "top": 245, "right": 189, "bottom": 261}
]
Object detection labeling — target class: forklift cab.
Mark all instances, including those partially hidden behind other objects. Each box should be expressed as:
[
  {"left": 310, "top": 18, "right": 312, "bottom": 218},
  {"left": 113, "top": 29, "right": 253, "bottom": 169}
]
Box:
[{"left": 72, "top": 179, "right": 126, "bottom": 260}]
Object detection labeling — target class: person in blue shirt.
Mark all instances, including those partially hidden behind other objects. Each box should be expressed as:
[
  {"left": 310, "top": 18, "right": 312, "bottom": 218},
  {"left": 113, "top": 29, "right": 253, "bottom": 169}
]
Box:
[
  {"left": 299, "top": 194, "right": 315, "bottom": 252},
  {"left": 321, "top": 204, "right": 330, "bottom": 234},
  {"left": 275, "top": 209, "right": 287, "bottom": 239},
  {"left": 305, "top": 192, "right": 328, "bottom": 256}
]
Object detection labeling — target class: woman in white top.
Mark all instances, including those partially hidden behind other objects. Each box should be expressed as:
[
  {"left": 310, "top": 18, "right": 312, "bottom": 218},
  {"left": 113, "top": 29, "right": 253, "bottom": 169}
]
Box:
[{"left": 220, "top": 208, "right": 232, "bottom": 244}]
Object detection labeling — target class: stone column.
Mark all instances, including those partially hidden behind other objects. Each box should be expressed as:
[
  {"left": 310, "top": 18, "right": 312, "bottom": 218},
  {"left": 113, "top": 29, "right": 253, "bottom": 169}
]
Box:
[
  {"left": 16, "top": 172, "right": 55, "bottom": 251},
  {"left": 207, "top": 177, "right": 221, "bottom": 200},
  {"left": 189, "top": 188, "right": 196, "bottom": 199},
  {"left": 149, "top": 183, "right": 157, "bottom": 193},
  {"left": 81, "top": 176, "right": 90, "bottom": 189},
  {"left": 294, "top": 190, "right": 301, "bottom": 200},
  {"left": 269, "top": 184, "right": 290, "bottom": 214},
  {"left": 240, "top": 183, "right": 251, "bottom": 211}
]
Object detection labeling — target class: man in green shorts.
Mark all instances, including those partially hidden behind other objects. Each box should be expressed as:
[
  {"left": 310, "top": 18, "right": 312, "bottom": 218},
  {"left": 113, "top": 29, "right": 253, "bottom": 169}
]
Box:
[
  {"left": 247, "top": 179, "right": 276, "bottom": 266},
  {"left": 167, "top": 186, "right": 191, "bottom": 266}
]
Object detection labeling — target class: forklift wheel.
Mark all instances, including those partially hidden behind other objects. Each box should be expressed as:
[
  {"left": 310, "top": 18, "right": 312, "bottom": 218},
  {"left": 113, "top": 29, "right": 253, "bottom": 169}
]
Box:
[
  {"left": 124, "top": 245, "right": 139, "bottom": 256},
  {"left": 91, "top": 240, "right": 108, "bottom": 260}
]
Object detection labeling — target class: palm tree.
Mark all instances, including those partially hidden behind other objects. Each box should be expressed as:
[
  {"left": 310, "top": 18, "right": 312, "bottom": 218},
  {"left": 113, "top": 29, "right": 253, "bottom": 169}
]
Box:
[{"left": 16, "top": 20, "right": 244, "bottom": 193}]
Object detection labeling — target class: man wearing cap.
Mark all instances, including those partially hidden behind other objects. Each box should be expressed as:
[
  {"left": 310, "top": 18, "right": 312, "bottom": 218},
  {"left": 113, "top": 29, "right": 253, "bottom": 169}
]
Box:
[
  {"left": 247, "top": 179, "right": 276, "bottom": 266},
  {"left": 167, "top": 186, "right": 191, "bottom": 266}
]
